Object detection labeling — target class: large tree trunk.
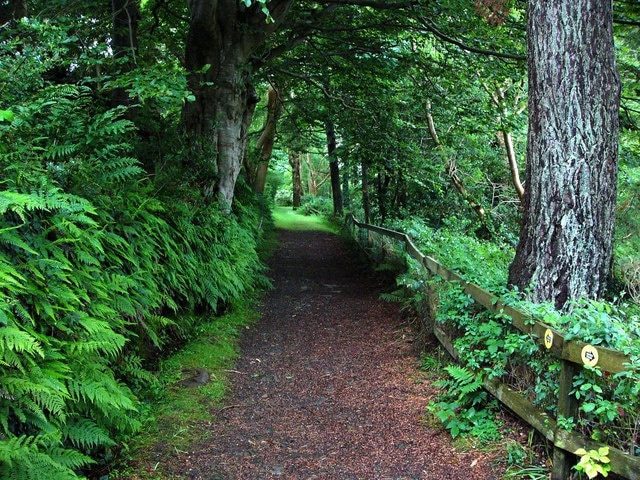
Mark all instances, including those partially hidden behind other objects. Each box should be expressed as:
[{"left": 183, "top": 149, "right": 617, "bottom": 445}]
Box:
[
  {"left": 508, "top": 0, "right": 620, "bottom": 309},
  {"left": 326, "top": 120, "right": 343, "bottom": 216},
  {"left": 182, "top": 0, "right": 292, "bottom": 210}
]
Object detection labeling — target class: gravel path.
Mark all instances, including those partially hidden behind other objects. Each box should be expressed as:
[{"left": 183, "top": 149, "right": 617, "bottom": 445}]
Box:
[{"left": 159, "top": 229, "right": 504, "bottom": 479}]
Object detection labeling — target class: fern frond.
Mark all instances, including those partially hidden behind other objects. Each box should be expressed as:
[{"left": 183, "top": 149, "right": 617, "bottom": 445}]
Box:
[
  {"left": 0, "top": 325, "right": 44, "bottom": 358},
  {"left": 61, "top": 418, "right": 115, "bottom": 450}
]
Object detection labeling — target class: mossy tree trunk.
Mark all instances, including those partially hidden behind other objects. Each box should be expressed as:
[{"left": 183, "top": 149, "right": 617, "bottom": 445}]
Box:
[
  {"left": 508, "top": 0, "right": 620, "bottom": 309},
  {"left": 181, "top": 0, "right": 292, "bottom": 210}
]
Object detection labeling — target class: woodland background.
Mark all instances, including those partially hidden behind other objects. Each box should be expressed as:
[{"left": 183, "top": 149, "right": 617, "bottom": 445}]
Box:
[{"left": 0, "top": 0, "right": 639, "bottom": 479}]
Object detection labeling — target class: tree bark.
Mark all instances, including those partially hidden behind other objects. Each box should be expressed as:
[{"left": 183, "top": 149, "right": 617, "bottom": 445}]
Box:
[
  {"left": 289, "top": 152, "right": 303, "bottom": 209},
  {"left": 508, "top": 0, "right": 620, "bottom": 309},
  {"left": 249, "top": 85, "right": 283, "bottom": 194},
  {"left": 0, "top": 0, "right": 26, "bottom": 24},
  {"left": 501, "top": 130, "right": 524, "bottom": 202},
  {"left": 181, "top": 0, "right": 292, "bottom": 210},
  {"left": 326, "top": 120, "right": 343, "bottom": 216},
  {"left": 362, "top": 161, "right": 371, "bottom": 224}
]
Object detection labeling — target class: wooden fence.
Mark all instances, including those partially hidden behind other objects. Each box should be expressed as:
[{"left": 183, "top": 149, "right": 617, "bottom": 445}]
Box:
[{"left": 346, "top": 214, "right": 640, "bottom": 480}]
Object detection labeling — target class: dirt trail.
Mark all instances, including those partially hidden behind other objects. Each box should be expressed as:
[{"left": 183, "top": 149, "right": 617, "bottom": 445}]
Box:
[{"left": 161, "top": 230, "right": 504, "bottom": 479}]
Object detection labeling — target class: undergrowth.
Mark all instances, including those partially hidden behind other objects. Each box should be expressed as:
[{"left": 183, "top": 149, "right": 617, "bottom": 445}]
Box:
[
  {"left": 0, "top": 84, "right": 271, "bottom": 478},
  {"left": 111, "top": 297, "right": 262, "bottom": 480},
  {"left": 369, "top": 216, "right": 640, "bottom": 476}
]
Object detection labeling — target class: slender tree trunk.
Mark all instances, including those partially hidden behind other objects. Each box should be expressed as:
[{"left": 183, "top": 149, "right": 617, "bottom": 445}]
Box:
[
  {"left": 501, "top": 130, "right": 524, "bottom": 202},
  {"left": 484, "top": 83, "right": 526, "bottom": 203},
  {"left": 362, "top": 161, "right": 371, "bottom": 223},
  {"left": 250, "top": 85, "right": 283, "bottom": 194},
  {"left": 306, "top": 153, "right": 316, "bottom": 195},
  {"left": 289, "top": 152, "right": 303, "bottom": 209},
  {"left": 326, "top": 121, "right": 343, "bottom": 216},
  {"left": 509, "top": 0, "right": 620, "bottom": 309},
  {"left": 110, "top": 0, "right": 138, "bottom": 114},
  {"left": 392, "top": 171, "right": 407, "bottom": 212},
  {"left": 342, "top": 164, "right": 351, "bottom": 209},
  {"left": 376, "top": 171, "right": 390, "bottom": 223},
  {"left": 426, "top": 100, "right": 486, "bottom": 223}
]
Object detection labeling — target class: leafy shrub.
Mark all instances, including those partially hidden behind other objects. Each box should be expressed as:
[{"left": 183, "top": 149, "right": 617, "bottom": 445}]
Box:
[
  {"left": 364, "top": 217, "right": 640, "bottom": 455},
  {"left": 299, "top": 194, "right": 333, "bottom": 216}
]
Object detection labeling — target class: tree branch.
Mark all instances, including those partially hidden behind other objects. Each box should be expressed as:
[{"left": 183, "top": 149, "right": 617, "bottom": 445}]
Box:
[{"left": 416, "top": 17, "right": 526, "bottom": 61}]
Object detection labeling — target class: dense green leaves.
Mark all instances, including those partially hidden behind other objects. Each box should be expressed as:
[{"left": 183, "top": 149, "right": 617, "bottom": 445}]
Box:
[{"left": 0, "top": 7, "right": 270, "bottom": 475}]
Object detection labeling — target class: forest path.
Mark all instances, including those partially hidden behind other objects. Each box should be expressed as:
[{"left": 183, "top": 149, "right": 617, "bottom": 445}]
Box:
[{"left": 162, "top": 229, "right": 504, "bottom": 479}]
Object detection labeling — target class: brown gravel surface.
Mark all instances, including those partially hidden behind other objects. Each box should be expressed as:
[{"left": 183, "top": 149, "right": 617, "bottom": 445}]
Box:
[{"left": 158, "top": 230, "right": 506, "bottom": 479}]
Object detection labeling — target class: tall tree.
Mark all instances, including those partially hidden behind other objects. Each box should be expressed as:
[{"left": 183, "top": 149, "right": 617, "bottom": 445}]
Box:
[
  {"left": 181, "top": 0, "right": 292, "bottom": 209},
  {"left": 246, "top": 84, "right": 283, "bottom": 194},
  {"left": 508, "top": 0, "right": 621, "bottom": 308},
  {"left": 326, "top": 119, "right": 343, "bottom": 216}
]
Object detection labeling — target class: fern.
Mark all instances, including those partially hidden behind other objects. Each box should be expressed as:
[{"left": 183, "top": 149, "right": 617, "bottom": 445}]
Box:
[
  {"left": 443, "top": 365, "right": 484, "bottom": 399},
  {"left": 61, "top": 418, "right": 115, "bottom": 450},
  {"left": 0, "top": 325, "right": 44, "bottom": 358},
  {"left": 0, "top": 434, "right": 91, "bottom": 480}
]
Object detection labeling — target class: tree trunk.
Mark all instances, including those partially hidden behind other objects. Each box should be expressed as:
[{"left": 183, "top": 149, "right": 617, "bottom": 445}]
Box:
[
  {"left": 0, "top": 0, "right": 26, "bottom": 24},
  {"left": 111, "top": 0, "right": 139, "bottom": 123},
  {"left": 483, "top": 83, "right": 526, "bottom": 203},
  {"left": 250, "top": 85, "right": 283, "bottom": 194},
  {"left": 376, "top": 171, "right": 390, "bottom": 224},
  {"left": 508, "top": 0, "right": 620, "bottom": 309},
  {"left": 289, "top": 152, "right": 303, "bottom": 209},
  {"left": 342, "top": 164, "right": 351, "bottom": 209},
  {"left": 181, "top": 0, "right": 292, "bottom": 210},
  {"left": 306, "top": 153, "right": 317, "bottom": 195},
  {"left": 362, "top": 161, "right": 371, "bottom": 223},
  {"left": 326, "top": 121, "right": 343, "bottom": 216},
  {"left": 426, "top": 100, "right": 486, "bottom": 223},
  {"left": 501, "top": 130, "right": 524, "bottom": 202}
]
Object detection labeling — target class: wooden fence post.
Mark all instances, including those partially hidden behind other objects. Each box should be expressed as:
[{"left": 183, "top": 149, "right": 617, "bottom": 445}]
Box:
[{"left": 552, "top": 359, "right": 580, "bottom": 479}]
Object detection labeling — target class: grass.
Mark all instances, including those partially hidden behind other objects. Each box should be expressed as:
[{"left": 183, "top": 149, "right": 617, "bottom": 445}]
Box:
[
  {"left": 111, "top": 298, "right": 261, "bottom": 479},
  {"left": 272, "top": 206, "right": 338, "bottom": 233}
]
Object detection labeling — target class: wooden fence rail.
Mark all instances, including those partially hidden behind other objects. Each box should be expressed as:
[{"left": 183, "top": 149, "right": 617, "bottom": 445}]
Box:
[{"left": 346, "top": 214, "right": 640, "bottom": 480}]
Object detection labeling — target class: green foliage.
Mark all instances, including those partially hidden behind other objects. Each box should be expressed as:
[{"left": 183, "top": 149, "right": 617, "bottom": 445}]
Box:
[
  {"left": 299, "top": 194, "right": 333, "bottom": 217},
  {"left": 573, "top": 447, "right": 611, "bottom": 479},
  {"left": 0, "top": 79, "right": 270, "bottom": 478},
  {"left": 366, "top": 218, "right": 640, "bottom": 458},
  {"left": 427, "top": 365, "right": 502, "bottom": 442}
]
